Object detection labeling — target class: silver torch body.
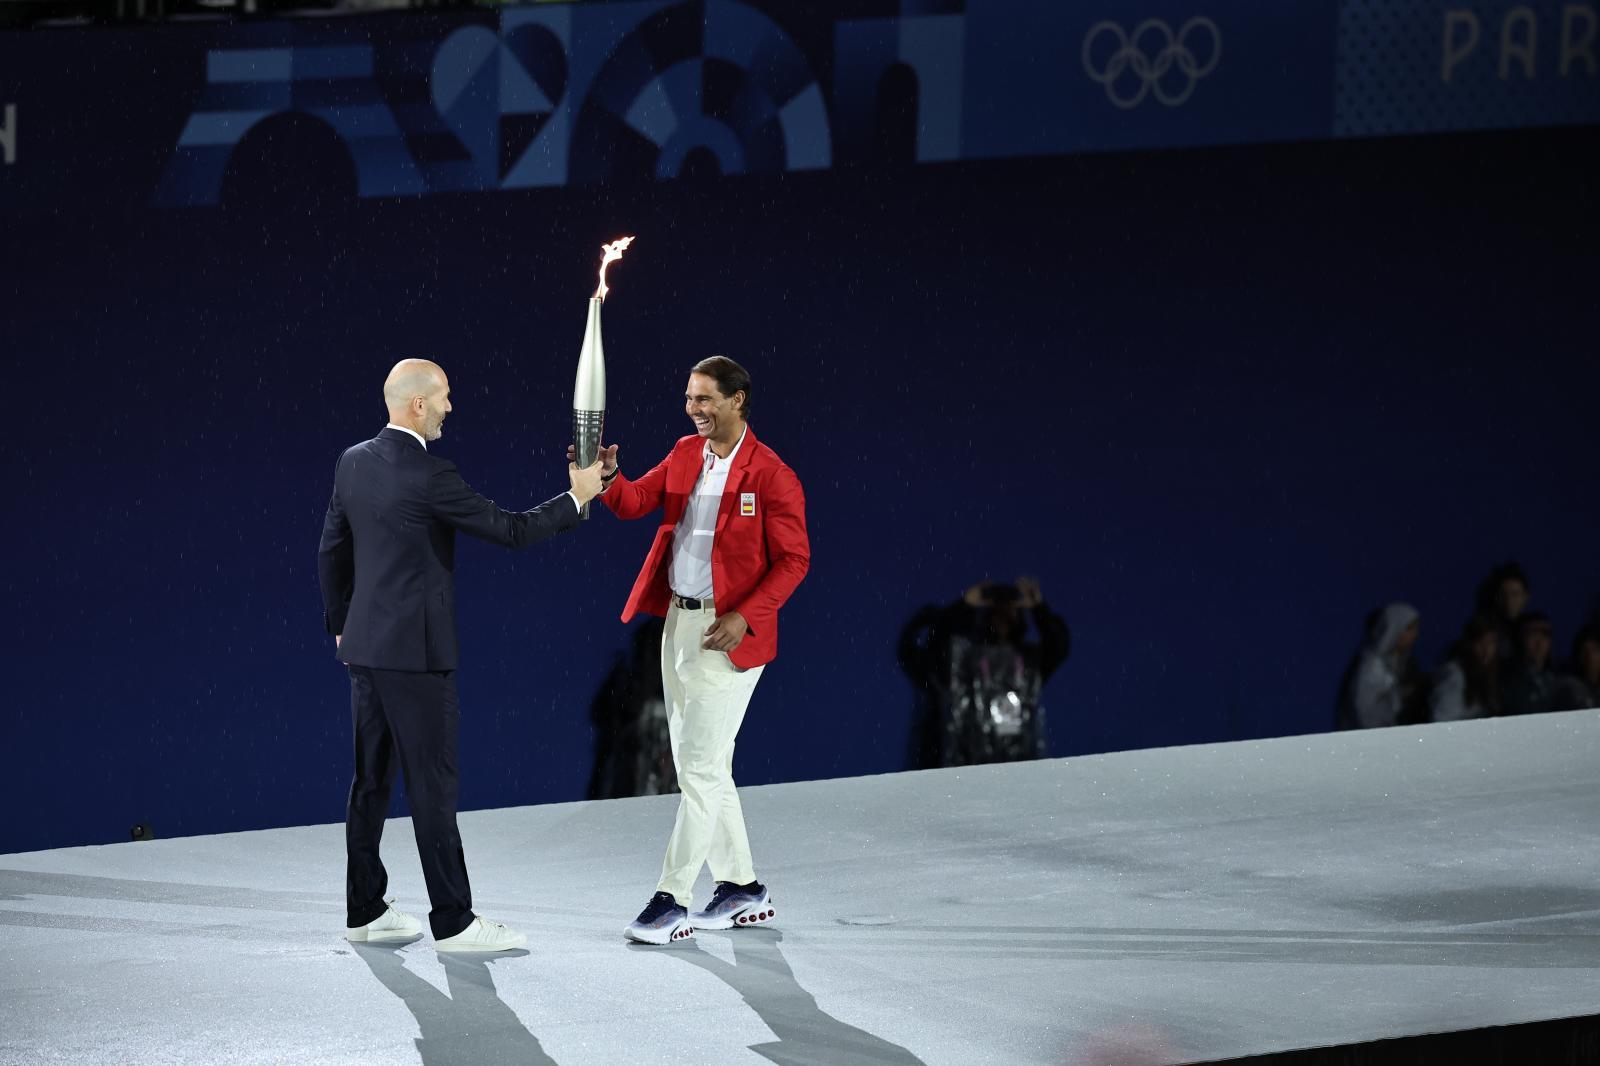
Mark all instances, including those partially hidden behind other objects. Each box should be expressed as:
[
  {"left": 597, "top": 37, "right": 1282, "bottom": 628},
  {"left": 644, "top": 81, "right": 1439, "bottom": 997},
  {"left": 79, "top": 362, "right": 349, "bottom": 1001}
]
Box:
[{"left": 572, "top": 296, "right": 606, "bottom": 519}]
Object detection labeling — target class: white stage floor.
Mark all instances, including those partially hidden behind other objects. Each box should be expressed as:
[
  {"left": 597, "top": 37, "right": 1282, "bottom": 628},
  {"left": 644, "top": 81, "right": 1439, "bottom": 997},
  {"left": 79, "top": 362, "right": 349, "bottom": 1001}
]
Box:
[{"left": 3, "top": 711, "right": 1599, "bottom": 1065}]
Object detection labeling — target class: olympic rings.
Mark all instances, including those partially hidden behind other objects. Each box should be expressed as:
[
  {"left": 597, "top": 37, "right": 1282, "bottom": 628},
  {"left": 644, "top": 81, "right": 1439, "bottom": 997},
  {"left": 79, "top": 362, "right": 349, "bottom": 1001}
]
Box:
[{"left": 1081, "top": 17, "right": 1222, "bottom": 109}]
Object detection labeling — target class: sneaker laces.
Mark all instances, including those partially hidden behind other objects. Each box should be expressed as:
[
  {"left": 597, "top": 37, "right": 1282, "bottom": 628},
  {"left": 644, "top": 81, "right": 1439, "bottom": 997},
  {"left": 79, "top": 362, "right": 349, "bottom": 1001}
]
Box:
[
  {"left": 705, "top": 882, "right": 744, "bottom": 910},
  {"left": 637, "top": 891, "right": 680, "bottom": 923}
]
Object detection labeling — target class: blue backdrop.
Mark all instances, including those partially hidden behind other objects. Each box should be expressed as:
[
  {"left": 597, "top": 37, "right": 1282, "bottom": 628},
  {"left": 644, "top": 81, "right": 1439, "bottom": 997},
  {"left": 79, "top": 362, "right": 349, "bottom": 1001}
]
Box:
[{"left": 2, "top": 7, "right": 1597, "bottom": 854}]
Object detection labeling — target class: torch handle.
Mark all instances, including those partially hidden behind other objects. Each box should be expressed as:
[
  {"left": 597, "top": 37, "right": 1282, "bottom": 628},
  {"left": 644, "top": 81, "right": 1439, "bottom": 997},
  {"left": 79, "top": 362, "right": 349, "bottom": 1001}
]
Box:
[{"left": 572, "top": 408, "right": 605, "bottom": 521}]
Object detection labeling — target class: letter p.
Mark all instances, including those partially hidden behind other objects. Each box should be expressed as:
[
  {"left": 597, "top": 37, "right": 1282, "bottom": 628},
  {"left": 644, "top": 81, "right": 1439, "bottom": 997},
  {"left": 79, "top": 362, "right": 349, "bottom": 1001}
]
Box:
[{"left": 1443, "top": 10, "right": 1482, "bottom": 82}]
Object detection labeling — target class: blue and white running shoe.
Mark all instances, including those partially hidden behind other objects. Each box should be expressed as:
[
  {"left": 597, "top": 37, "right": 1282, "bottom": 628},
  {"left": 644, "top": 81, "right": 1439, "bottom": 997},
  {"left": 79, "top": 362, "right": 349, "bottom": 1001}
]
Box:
[
  {"left": 624, "top": 891, "right": 695, "bottom": 945},
  {"left": 690, "top": 881, "right": 775, "bottom": 930}
]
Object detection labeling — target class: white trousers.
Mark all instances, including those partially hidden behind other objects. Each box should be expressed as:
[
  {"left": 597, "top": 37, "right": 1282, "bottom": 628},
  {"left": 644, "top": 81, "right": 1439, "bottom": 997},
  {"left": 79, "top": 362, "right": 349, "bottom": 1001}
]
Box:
[{"left": 656, "top": 601, "right": 765, "bottom": 905}]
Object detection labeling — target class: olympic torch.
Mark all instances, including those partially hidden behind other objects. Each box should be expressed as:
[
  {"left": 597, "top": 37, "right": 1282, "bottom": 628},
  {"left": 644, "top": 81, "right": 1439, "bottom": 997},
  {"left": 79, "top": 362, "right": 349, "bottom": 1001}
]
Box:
[{"left": 572, "top": 236, "right": 633, "bottom": 518}]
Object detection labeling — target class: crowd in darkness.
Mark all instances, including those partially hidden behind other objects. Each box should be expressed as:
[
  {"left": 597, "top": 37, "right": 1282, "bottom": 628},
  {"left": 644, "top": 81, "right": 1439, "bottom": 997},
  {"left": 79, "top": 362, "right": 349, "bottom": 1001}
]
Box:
[
  {"left": 1337, "top": 563, "right": 1600, "bottom": 730},
  {"left": 587, "top": 561, "right": 1598, "bottom": 800}
]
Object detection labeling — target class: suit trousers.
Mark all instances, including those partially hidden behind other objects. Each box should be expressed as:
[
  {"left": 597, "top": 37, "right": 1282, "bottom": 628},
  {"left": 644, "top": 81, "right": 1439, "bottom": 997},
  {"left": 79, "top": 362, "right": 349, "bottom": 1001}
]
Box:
[
  {"left": 656, "top": 602, "right": 766, "bottom": 905},
  {"left": 345, "top": 665, "right": 474, "bottom": 940}
]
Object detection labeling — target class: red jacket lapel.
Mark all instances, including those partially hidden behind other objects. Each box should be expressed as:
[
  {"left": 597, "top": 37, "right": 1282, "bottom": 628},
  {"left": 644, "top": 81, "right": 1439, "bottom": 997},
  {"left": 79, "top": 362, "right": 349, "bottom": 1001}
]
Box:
[{"left": 715, "top": 425, "right": 759, "bottom": 533}]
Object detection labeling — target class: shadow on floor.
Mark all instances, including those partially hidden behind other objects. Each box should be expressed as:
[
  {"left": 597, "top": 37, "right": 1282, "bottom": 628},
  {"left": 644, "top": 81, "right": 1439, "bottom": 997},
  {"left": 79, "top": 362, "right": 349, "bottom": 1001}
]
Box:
[
  {"left": 352, "top": 942, "right": 557, "bottom": 1066},
  {"left": 648, "top": 928, "right": 925, "bottom": 1065}
]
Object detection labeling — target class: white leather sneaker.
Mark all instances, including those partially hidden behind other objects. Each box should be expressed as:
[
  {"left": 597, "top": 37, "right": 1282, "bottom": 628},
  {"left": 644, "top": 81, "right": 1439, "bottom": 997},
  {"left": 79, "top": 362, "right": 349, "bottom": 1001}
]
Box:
[
  {"left": 345, "top": 900, "right": 423, "bottom": 943},
  {"left": 434, "top": 915, "right": 527, "bottom": 953}
]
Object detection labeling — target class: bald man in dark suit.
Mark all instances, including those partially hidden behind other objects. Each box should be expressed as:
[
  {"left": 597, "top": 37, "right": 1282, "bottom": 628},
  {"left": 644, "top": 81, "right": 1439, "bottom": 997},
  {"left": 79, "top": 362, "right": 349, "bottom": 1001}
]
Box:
[{"left": 319, "top": 358, "right": 604, "bottom": 951}]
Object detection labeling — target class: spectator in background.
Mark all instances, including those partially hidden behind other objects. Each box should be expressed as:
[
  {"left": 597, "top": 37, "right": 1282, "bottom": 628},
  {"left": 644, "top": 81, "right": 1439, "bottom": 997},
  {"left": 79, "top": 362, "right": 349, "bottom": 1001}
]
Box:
[
  {"left": 899, "top": 577, "right": 1071, "bottom": 768},
  {"left": 587, "top": 618, "right": 674, "bottom": 800},
  {"left": 1554, "top": 626, "right": 1600, "bottom": 712},
  {"left": 1474, "top": 561, "right": 1530, "bottom": 662},
  {"left": 1430, "top": 616, "right": 1502, "bottom": 722},
  {"left": 1501, "top": 612, "right": 1558, "bottom": 716},
  {"left": 1337, "top": 603, "right": 1428, "bottom": 729}
]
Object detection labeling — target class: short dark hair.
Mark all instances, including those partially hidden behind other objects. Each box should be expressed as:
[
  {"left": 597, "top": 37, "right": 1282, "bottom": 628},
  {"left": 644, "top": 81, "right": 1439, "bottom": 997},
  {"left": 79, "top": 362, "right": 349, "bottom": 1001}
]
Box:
[{"left": 690, "top": 355, "right": 752, "bottom": 419}]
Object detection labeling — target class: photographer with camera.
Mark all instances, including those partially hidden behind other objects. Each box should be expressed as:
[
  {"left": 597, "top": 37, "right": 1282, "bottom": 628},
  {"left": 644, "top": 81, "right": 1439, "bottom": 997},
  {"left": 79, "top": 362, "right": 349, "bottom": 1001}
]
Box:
[{"left": 898, "top": 577, "right": 1072, "bottom": 768}]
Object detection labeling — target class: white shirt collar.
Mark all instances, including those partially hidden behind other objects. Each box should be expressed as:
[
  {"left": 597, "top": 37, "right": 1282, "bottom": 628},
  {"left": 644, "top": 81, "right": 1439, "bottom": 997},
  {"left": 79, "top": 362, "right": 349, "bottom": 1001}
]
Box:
[
  {"left": 386, "top": 423, "right": 428, "bottom": 450},
  {"left": 703, "top": 424, "right": 748, "bottom": 468}
]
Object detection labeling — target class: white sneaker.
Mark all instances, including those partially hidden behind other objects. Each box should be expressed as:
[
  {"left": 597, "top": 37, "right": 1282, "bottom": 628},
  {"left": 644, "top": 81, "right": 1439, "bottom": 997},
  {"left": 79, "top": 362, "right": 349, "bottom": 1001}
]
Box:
[
  {"left": 345, "top": 900, "right": 423, "bottom": 943},
  {"left": 434, "top": 915, "right": 527, "bottom": 953}
]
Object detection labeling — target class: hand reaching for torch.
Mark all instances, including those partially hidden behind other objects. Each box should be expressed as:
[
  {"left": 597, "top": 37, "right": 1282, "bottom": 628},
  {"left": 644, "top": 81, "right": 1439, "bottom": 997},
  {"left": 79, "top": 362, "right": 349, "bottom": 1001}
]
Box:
[
  {"left": 563, "top": 438, "right": 611, "bottom": 473},
  {"left": 569, "top": 441, "right": 617, "bottom": 505}
]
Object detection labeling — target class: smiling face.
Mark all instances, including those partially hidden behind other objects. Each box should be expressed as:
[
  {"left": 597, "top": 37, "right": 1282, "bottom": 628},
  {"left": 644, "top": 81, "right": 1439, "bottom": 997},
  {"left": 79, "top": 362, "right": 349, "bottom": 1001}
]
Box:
[{"left": 684, "top": 371, "right": 745, "bottom": 447}]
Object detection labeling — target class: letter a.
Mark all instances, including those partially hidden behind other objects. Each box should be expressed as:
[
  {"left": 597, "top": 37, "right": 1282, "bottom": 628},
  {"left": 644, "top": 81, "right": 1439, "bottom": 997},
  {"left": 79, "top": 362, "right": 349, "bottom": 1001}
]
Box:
[{"left": 1500, "top": 6, "right": 1538, "bottom": 79}]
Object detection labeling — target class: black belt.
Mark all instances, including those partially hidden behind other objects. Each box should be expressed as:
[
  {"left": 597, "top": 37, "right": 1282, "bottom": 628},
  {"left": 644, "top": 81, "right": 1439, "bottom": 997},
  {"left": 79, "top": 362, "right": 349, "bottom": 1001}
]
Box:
[{"left": 673, "top": 594, "right": 713, "bottom": 611}]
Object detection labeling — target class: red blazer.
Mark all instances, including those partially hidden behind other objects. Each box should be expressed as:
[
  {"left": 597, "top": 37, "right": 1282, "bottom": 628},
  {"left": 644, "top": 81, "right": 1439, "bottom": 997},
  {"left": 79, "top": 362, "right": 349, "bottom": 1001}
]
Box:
[{"left": 602, "top": 425, "right": 809, "bottom": 669}]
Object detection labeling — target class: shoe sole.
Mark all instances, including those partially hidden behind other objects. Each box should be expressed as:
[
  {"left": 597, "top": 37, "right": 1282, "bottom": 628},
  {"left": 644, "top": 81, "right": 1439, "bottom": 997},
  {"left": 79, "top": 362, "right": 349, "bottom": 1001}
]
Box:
[
  {"left": 692, "top": 896, "right": 775, "bottom": 931},
  {"left": 435, "top": 933, "right": 528, "bottom": 953},
  {"left": 346, "top": 927, "right": 423, "bottom": 943},
  {"left": 623, "top": 920, "right": 695, "bottom": 945},
  {"left": 731, "top": 904, "right": 776, "bottom": 929}
]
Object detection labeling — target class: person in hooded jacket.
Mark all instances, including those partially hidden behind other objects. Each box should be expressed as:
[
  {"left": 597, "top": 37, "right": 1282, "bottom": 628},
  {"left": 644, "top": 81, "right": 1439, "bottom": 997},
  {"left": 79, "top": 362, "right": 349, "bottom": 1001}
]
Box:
[
  {"left": 1430, "top": 615, "right": 1503, "bottom": 722},
  {"left": 1337, "top": 603, "right": 1428, "bottom": 729}
]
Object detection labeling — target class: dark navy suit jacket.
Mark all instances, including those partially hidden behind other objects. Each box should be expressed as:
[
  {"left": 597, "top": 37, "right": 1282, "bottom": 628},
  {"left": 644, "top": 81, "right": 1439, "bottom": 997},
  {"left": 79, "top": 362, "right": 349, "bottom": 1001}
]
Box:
[{"left": 317, "top": 427, "right": 577, "bottom": 671}]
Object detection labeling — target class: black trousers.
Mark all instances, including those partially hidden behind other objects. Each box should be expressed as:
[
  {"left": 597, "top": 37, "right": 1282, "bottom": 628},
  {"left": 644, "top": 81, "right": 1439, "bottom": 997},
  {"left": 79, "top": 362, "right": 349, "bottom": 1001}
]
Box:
[{"left": 345, "top": 665, "right": 474, "bottom": 940}]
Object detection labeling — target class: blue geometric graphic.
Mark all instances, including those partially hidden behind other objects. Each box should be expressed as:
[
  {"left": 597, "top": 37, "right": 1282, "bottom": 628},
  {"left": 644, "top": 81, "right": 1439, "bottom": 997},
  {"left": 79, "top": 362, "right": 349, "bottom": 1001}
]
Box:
[
  {"left": 140, "top": 0, "right": 1600, "bottom": 207},
  {"left": 834, "top": 8, "right": 966, "bottom": 163},
  {"left": 570, "top": 0, "right": 830, "bottom": 183},
  {"left": 158, "top": 36, "right": 426, "bottom": 205}
]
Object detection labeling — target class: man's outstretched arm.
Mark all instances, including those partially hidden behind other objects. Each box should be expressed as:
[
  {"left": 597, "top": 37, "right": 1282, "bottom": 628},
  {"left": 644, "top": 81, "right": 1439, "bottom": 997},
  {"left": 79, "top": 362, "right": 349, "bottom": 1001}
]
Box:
[
  {"left": 598, "top": 444, "right": 672, "bottom": 520},
  {"left": 430, "top": 460, "right": 602, "bottom": 548}
]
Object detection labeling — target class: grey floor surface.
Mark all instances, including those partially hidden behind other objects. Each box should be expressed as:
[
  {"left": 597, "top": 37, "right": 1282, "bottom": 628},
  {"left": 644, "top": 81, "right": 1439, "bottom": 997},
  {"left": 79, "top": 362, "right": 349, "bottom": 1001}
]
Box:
[{"left": 3, "top": 711, "right": 1599, "bottom": 1065}]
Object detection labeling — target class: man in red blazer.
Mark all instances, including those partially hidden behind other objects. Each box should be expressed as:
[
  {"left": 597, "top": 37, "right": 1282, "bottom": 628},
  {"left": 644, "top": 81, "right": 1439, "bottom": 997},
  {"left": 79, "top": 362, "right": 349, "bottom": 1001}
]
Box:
[{"left": 587, "top": 356, "right": 809, "bottom": 944}]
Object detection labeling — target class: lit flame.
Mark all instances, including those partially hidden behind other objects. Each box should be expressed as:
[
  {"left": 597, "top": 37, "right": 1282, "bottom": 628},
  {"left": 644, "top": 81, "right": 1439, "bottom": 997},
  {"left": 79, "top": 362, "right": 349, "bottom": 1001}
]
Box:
[{"left": 595, "top": 236, "right": 635, "bottom": 300}]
